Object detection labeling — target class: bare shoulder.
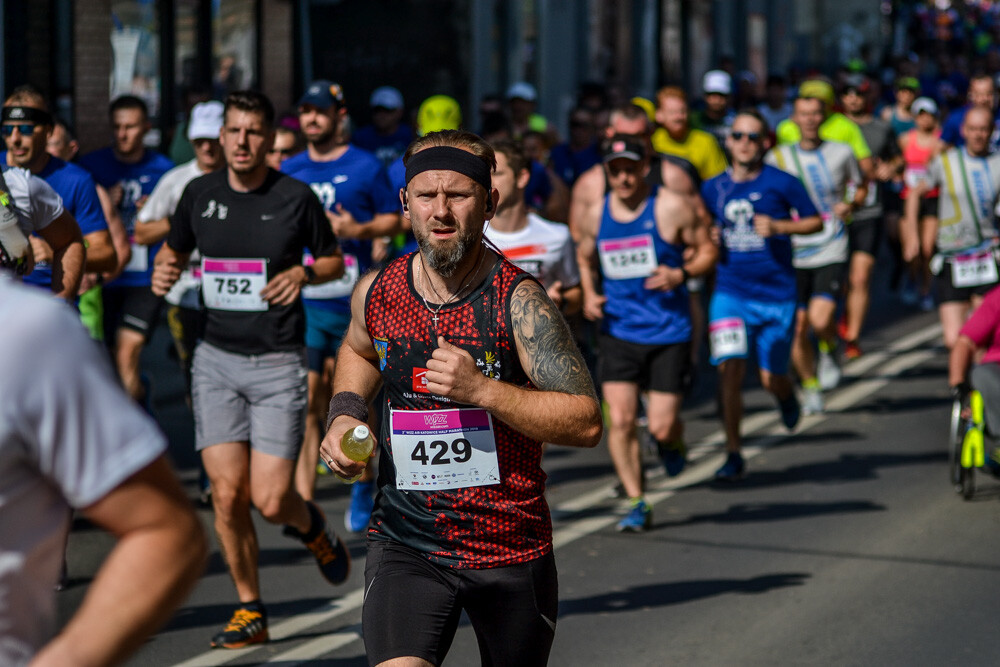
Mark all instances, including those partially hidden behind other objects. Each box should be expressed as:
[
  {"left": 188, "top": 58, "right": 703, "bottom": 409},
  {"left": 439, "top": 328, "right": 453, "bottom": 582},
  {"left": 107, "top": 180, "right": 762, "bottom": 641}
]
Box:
[
  {"left": 509, "top": 279, "right": 597, "bottom": 398},
  {"left": 660, "top": 160, "right": 696, "bottom": 196},
  {"left": 572, "top": 165, "right": 605, "bottom": 200},
  {"left": 656, "top": 186, "right": 696, "bottom": 225},
  {"left": 350, "top": 269, "right": 382, "bottom": 324}
]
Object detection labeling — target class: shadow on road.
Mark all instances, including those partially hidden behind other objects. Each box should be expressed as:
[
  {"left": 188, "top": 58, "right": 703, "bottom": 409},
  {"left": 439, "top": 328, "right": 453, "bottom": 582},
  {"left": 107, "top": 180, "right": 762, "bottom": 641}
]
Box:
[
  {"left": 704, "top": 450, "right": 947, "bottom": 491},
  {"left": 558, "top": 573, "right": 810, "bottom": 617},
  {"left": 654, "top": 500, "right": 884, "bottom": 528},
  {"left": 163, "top": 595, "right": 339, "bottom": 633}
]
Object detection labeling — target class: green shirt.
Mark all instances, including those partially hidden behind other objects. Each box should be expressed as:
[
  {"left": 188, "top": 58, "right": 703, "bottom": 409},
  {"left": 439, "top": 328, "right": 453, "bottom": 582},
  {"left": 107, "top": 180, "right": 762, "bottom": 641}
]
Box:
[{"left": 776, "top": 113, "right": 872, "bottom": 161}]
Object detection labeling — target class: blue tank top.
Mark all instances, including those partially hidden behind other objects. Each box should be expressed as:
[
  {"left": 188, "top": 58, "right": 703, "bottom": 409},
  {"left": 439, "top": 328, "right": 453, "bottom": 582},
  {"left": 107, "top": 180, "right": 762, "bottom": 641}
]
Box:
[
  {"left": 596, "top": 194, "right": 690, "bottom": 344},
  {"left": 889, "top": 108, "right": 916, "bottom": 138}
]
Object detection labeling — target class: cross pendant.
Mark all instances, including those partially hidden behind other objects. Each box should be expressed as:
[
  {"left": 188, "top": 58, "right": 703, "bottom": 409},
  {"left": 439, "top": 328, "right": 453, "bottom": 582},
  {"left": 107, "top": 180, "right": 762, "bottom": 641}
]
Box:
[{"left": 431, "top": 313, "right": 439, "bottom": 327}]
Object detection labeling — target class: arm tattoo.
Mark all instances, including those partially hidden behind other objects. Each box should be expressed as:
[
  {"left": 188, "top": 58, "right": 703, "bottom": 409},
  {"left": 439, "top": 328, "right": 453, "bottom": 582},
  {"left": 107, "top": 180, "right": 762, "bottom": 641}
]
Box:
[{"left": 510, "top": 281, "right": 598, "bottom": 399}]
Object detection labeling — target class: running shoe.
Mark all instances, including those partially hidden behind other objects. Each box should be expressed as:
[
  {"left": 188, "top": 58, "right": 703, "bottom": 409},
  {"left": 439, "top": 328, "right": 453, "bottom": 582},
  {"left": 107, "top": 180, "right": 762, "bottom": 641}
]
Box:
[
  {"left": 778, "top": 393, "right": 801, "bottom": 431},
  {"left": 616, "top": 499, "right": 651, "bottom": 532},
  {"left": 844, "top": 340, "right": 862, "bottom": 360},
  {"left": 283, "top": 502, "right": 350, "bottom": 585},
  {"left": 802, "top": 385, "right": 824, "bottom": 415},
  {"left": 919, "top": 294, "right": 935, "bottom": 312},
  {"left": 345, "top": 480, "right": 375, "bottom": 533},
  {"left": 817, "top": 343, "right": 841, "bottom": 390},
  {"left": 210, "top": 605, "right": 268, "bottom": 649},
  {"left": 714, "top": 452, "right": 745, "bottom": 482},
  {"left": 658, "top": 439, "right": 687, "bottom": 477},
  {"left": 836, "top": 315, "right": 848, "bottom": 342},
  {"left": 900, "top": 285, "right": 919, "bottom": 306}
]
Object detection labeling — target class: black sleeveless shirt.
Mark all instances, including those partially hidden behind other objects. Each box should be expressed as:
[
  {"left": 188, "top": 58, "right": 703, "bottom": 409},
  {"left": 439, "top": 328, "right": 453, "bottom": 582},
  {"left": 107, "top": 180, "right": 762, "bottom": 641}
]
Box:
[{"left": 364, "top": 250, "right": 553, "bottom": 568}]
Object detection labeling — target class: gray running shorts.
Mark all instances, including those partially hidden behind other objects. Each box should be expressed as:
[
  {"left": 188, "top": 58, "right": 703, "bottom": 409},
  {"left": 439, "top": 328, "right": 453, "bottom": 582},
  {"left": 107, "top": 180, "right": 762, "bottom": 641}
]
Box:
[{"left": 191, "top": 341, "right": 308, "bottom": 459}]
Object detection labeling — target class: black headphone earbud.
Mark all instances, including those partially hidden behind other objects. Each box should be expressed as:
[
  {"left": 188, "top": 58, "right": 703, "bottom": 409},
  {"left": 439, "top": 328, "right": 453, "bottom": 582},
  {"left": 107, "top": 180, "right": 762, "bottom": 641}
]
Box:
[
  {"left": 485, "top": 197, "right": 493, "bottom": 213},
  {"left": 402, "top": 193, "right": 408, "bottom": 212}
]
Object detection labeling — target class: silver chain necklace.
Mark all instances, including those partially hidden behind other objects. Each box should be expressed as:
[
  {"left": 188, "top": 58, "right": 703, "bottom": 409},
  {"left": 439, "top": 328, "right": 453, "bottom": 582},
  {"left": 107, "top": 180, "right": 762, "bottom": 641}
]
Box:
[{"left": 416, "top": 244, "right": 486, "bottom": 330}]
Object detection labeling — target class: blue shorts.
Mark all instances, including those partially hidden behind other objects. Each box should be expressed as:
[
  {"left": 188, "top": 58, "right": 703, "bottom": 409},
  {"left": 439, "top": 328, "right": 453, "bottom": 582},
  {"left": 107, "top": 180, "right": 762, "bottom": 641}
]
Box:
[
  {"left": 304, "top": 304, "right": 352, "bottom": 372},
  {"left": 708, "top": 292, "right": 796, "bottom": 374}
]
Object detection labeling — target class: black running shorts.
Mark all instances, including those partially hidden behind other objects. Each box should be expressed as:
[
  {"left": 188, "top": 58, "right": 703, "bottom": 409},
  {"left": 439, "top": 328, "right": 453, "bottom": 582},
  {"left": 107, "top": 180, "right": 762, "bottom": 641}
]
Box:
[
  {"left": 848, "top": 217, "right": 883, "bottom": 258},
  {"left": 597, "top": 334, "right": 692, "bottom": 393},
  {"left": 935, "top": 256, "right": 1000, "bottom": 304},
  {"left": 102, "top": 284, "right": 164, "bottom": 340},
  {"left": 362, "top": 539, "right": 558, "bottom": 667},
  {"left": 795, "top": 263, "right": 847, "bottom": 308}
]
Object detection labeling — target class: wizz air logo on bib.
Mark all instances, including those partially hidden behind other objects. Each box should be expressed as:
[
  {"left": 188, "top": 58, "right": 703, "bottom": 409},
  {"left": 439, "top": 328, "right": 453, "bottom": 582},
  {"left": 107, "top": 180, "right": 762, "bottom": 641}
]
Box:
[{"left": 423, "top": 413, "right": 448, "bottom": 426}]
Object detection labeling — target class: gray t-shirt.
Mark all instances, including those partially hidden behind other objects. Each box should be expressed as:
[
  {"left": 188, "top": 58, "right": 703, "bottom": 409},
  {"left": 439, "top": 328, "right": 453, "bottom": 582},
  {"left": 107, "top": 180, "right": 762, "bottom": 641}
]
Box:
[
  {"left": 0, "top": 277, "right": 165, "bottom": 665},
  {"left": 855, "top": 117, "right": 900, "bottom": 220},
  {"left": 926, "top": 147, "right": 1000, "bottom": 254},
  {"left": 766, "top": 141, "right": 862, "bottom": 268}
]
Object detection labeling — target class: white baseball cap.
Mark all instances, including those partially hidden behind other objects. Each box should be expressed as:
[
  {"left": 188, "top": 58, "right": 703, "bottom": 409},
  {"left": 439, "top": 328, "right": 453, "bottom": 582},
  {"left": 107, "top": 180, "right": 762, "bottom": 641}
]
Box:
[
  {"left": 506, "top": 81, "right": 538, "bottom": 102},
  {"left": 703, "top": 70, "right": 732, "bottom": 95},
  {"left": 912, "top": 97, "right": 938, "bottom": 116},
  {"left": 187, "top": 101, "right": 224, "bottom": 140}
]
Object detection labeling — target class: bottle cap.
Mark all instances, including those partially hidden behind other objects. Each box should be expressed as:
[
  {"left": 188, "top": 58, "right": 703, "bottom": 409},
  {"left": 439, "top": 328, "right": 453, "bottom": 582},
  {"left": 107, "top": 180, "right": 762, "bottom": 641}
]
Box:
[{"left": 353, "top": 425, "right": 370, "bottom": 440}]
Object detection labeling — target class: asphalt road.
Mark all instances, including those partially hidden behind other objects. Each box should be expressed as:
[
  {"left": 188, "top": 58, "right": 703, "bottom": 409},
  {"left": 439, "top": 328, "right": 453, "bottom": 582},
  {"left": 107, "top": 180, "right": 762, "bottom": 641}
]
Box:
[{"left": 54, "top": 267, "right": 1000, "bottom": 667}]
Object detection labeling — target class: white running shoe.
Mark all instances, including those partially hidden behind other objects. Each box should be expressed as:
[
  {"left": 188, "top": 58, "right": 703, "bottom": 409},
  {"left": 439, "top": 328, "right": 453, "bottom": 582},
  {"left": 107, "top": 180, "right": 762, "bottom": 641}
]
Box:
[
  {"left": 802, "top": 387, "right": 824, "bottom": 415},
  {"left": 817, "top": 350, "right": 842, "bottom": 390}
]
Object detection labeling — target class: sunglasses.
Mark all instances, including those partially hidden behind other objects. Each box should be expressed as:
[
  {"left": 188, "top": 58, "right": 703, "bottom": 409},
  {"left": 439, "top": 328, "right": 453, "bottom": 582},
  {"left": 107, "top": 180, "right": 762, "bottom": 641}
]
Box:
[
  {"left": 730, "top": 131, "right": 762, "bottom": 142},
  {"left": 1, "top": 123, "right": 36, "bottom": 136},
  {"left": 268, "top": 147, "right": 296, "bottom": 156}
]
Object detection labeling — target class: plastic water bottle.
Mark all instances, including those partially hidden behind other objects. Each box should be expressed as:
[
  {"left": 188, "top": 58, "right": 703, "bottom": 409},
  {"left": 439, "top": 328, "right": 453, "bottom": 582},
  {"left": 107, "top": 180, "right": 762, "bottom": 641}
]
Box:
[
  {"left": 340, "top": 425, "right": 375, "bottom": 483},
  {"left": 0, "top": 187, "right": 29, "bottom": 275}
]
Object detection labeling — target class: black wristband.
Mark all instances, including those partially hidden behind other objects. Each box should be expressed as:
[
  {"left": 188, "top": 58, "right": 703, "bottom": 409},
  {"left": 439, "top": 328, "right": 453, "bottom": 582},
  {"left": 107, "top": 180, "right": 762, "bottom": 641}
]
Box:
[
  {"left": 680, "top": 266, "right": 690, "bottom": 282},
  {"left": 303, "top": 264, "right": 316, "bottom": 284},
  {"left": 326, "top": 391, "right": 369, "bottom": 430}
]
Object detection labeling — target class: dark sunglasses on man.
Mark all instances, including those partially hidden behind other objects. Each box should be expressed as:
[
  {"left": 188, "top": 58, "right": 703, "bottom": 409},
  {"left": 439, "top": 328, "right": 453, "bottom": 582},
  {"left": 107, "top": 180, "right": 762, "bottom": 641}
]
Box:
[
  {"left": 0, "top": 123, "right": 37, "bottom": 137},
  {"left": 730, "top": 131, "right": 762, "bottom": 142}
]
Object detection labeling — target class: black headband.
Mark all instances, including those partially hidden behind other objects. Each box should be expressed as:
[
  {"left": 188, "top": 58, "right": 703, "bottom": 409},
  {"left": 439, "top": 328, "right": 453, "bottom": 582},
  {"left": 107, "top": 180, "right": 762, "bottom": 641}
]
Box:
[
  {"left": 405, "top": 146, "right": 492, "bottom": 192},
  {"left": 2, "top": 106, "right": 53, "bottom": 126}
]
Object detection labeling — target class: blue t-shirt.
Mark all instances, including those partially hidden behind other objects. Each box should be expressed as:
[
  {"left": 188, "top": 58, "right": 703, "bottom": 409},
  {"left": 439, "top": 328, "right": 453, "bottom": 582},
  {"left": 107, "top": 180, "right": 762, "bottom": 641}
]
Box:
[
  {"left": 351, "top": 125, "right": 414, "bottom": 168},
  {"left": 282, "top": 145, "right": 397, "bottom": 313},
  {"left": 701, "top": 165, "right": 819, "bottom": 302},
  {"left": 550, "top": 142, "right": 602, "bottom": 186},
  {"left": 524, "top": 160, "right": 552, "bottom": 211},
  {"left": 387, "top": 156, "right": 418, "bottom": 257},
  {"left": 2, "top": 153, "right": 107, "bottom": 288},
  {"left": 78, "top": 147, "right": 174, "bottom": 287}
]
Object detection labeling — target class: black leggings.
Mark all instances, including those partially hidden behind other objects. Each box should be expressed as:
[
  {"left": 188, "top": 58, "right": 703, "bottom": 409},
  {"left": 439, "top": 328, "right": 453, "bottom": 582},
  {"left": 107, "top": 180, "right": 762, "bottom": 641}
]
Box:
[{"left": 362, "top": 540, "right": 558, "bottom": 667}]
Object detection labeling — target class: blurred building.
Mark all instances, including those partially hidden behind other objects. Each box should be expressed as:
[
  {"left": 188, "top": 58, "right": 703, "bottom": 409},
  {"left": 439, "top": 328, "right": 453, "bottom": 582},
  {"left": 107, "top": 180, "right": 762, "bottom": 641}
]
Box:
[{"left": 0, "top": 0, "right": 911, "bottom": 152}]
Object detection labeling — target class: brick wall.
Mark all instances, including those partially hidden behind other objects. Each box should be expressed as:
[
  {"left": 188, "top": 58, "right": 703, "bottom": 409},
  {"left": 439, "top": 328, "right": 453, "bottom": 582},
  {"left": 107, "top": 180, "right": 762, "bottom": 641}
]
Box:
[{"left": 74, "top": 0, "right": 112, "bottom": 154}]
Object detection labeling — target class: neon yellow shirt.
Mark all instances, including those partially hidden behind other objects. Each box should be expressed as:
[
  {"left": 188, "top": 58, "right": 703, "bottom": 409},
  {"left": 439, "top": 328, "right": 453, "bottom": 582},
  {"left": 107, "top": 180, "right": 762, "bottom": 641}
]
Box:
[
  {"left": 650, "top": 127, "right": 728, "bottom": 180},
  {"left": 775, "top": 113, "right": 872, "bottom": 161}
]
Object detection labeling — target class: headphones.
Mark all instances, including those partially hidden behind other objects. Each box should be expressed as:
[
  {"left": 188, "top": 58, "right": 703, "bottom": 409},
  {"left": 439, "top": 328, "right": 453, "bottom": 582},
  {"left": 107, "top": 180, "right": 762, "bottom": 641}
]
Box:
[
  {"left": 485, "top": 197, "right": 493, "bottom": 213},
  {"left": 402, "top": 193, "right": 408, "bottom": 212}
]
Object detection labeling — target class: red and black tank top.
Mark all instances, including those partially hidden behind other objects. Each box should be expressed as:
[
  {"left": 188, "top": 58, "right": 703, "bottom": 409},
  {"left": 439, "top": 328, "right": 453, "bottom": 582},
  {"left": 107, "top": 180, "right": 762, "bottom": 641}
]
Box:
[{"left": 364, "top": 250, "right": 553, "bottom": 568}]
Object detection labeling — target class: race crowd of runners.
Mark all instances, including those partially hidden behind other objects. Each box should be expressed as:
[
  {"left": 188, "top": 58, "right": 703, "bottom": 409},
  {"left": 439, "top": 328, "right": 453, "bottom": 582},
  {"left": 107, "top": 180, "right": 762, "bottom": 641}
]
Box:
[{"left": 8, "top": 36, "right": 1000, "bottom": 664}]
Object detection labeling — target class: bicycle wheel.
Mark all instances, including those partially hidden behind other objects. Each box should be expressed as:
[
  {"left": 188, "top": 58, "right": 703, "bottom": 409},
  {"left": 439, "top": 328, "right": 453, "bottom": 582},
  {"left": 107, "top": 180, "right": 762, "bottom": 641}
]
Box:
[
  {"left": 961, "top": 463, "right": 976, "bottom": 500},
  {"left": 949, "top": 398, "right": 965, "bottom": 490}
]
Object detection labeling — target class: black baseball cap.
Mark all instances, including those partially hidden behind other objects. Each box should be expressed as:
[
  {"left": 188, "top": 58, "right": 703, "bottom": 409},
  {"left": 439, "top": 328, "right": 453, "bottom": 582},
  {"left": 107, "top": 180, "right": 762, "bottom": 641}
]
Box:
[
  {"left": 602, "top": 134, "right": 646, "bottom": 162},
  {"left": 298, "top": 80, "right": 345, "bottom": 109}
]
